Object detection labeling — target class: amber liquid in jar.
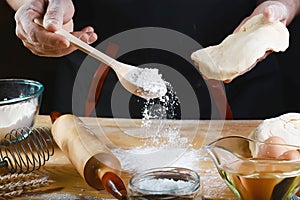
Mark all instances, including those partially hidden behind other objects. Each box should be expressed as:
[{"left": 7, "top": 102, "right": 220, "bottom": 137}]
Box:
[{"left": 219, "top": 159, "right": 300, "bottom": 200}]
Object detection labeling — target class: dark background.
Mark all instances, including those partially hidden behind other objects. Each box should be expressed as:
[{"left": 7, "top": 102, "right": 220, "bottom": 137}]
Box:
[{"left": 0, "top": 1, "right": 299, "bottom": 116}]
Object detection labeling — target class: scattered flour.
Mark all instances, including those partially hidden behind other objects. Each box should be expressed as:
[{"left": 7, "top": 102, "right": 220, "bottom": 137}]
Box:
[
  {"left": 112, "top": 147, "right": 199, "bottom": 172},
  {"left": 0, "top": 98, "right": 38, "bottom": 137},
  {"left": 25, "top": 193, "right": 100, "bottom": 200},
  {"left": 126, "top": 68, "right": 167, "bottom": 98}
]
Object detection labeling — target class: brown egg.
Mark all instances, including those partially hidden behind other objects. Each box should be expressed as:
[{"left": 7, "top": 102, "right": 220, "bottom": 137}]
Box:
[
  {"left": 257, "top": 136, "right": 288, "bottom": 158},
  {"left": 278, "top": 149, "right": 300, "bottom": 160}
]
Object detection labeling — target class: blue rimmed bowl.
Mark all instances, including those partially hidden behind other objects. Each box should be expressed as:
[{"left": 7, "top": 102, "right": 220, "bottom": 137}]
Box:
[{"left": 0, "top": 79, "right": 44, "bottom": 137}]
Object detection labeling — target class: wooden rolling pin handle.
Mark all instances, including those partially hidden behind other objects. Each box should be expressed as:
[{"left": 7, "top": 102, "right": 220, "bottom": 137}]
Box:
[
  {"left": 50, "top": 112, "right": 128, "bottom": 199},
  {"left": 50, "top": 111, "right": 62, "bottom": 124},
  {"left": 101, "top": 171, "right": 128, "bottom": 200}
]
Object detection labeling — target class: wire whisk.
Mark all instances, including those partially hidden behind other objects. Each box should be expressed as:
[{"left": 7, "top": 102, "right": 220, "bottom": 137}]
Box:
[{"left": 0, "top": 127, "right": 54, "bottom": 174}]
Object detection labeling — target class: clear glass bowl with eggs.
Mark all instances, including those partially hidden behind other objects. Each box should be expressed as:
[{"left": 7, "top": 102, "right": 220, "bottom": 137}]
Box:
[
  {"left": 204, "top": 135, "right": 300, "bottom": 200},
  {"left": 0, "top": 79, "right": 44, "bottom": 138}
]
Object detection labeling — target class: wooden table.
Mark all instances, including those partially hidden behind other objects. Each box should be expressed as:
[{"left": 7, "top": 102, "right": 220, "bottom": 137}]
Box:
[{"left": 14, "top": 115, "right": 261, "bottom": 200}]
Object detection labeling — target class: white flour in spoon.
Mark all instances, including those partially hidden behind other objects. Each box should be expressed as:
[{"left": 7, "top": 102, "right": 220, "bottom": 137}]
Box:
[
  {"left": 126, "top": 68, "right": 167, "bottom": 98},
  {"left": 0, "top": 98, "right": 38, "bottom": 137}
]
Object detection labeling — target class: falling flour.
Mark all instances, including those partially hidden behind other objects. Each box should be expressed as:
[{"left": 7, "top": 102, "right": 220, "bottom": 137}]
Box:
[
  {"left": 141, "top": 82, "right": 180, "bottom": 137},
  {"left": 124, "top": 81, "right": 181, "bottom": 141},
  {"left": 113, "top": 69, "right": 228, "bottom": 199},
  {"left": 0, "top": 98, "right": 37, "bottom": 137},
  {"left": 113, "top": 79, "right": 192, "bottom": 170}
]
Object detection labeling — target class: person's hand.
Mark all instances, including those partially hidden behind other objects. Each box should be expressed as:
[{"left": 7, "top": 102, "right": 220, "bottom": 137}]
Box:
[{"left": 14, "top": 0, "right": 97, "bottom": 57}]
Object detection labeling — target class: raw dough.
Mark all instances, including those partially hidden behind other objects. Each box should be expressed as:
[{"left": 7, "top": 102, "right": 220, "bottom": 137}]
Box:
[
  {"left": 191, "top": 14, "right": 289, "bottom": 81},
  {"left": 249, "top": 113, "right": 300, "bottom": 156}
]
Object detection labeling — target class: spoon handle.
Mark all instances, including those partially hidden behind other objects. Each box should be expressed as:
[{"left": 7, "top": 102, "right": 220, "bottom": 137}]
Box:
[
  {"left": 34, "top": 18, "right": 116, "bottom": 67},
  {"left": 56, "top": 29, "right": 116, "bottom": 66}
]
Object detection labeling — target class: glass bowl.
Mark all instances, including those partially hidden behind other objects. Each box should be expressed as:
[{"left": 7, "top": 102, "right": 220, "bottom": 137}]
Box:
[
  {"left": 128, "top": 167, "right": 202, "bottom": 199},
  {"left": 0, "top": 79, "right": 44, "bottom": 137},
  {"left": 204, "top": 135, "right": 300, "bottom": 200}
]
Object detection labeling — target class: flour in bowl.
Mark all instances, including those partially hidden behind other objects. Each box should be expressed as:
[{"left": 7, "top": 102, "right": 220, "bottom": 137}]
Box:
[
  {"left": 0, "top": 98, "right": 38, "bottom": 137},
  {"left": 135, "top": 178, "right": 195, "bottom": 191}
]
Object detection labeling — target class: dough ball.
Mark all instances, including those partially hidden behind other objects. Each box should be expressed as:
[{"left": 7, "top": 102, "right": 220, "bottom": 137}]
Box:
[
  {"left": 249, "top": 113, "right": 300, "bottom": 157},
  {"left": 249, "top": 113, "right": 300, "bottom": 146}
]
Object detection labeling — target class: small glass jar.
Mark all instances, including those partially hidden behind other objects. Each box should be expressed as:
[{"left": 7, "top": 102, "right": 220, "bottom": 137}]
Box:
[{"left": 128, "top": 167, "right": 202, "bottom": 200}]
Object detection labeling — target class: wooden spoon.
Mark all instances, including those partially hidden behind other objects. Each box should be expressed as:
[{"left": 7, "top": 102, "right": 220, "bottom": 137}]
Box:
[{"left": 34, "top": 19, "right": 167, "bottom": 99}]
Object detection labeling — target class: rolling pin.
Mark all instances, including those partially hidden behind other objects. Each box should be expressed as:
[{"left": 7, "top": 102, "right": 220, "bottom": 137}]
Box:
[{"left": 50, "top": 112, "right": 127, "bottom": 199}]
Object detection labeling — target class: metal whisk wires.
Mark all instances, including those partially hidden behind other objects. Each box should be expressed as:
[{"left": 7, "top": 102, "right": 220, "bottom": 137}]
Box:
[{"left": 0, "top": 127, "right": 54, "bottom": 174}]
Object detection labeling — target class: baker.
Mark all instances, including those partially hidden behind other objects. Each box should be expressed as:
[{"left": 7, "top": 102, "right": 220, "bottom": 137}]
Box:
[{"left": 6, "top": 0, "right": 300, "bottom": 119}]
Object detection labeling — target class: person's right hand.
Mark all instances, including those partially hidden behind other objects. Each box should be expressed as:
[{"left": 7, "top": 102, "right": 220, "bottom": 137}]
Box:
[{"left": 14, "top": 0, "right": 97, "bottom": 57}]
